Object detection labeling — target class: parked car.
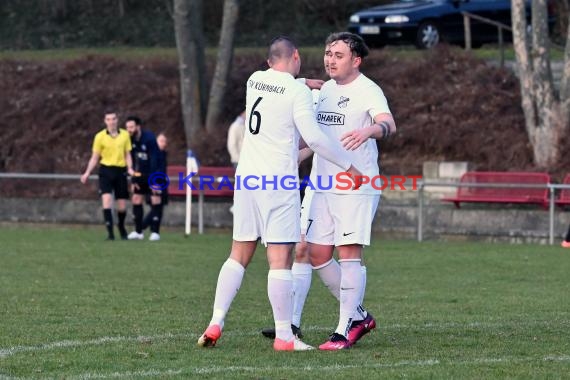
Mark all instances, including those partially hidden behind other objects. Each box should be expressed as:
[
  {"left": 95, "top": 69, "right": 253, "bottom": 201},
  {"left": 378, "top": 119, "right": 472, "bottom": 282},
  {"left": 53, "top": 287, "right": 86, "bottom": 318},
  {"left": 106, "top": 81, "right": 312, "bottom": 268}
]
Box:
[{"left": 347, "top": 0, "right": 549, "bottom": 49}]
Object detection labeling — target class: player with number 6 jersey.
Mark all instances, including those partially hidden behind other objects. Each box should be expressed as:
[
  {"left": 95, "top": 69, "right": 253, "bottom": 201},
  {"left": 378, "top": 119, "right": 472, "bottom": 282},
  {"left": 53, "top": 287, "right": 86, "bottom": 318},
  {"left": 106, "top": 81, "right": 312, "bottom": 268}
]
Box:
[
  {"left": 197, "top": 36, "right": 363, "bottom": 352},
  {"left": 239, "top": 68, "right": 340, "bottom": 179}
]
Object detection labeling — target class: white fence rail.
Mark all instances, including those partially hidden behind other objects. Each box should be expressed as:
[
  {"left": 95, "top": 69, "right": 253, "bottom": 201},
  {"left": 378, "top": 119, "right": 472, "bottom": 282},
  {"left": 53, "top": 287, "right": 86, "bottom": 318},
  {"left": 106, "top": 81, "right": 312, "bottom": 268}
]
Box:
[
  {"left": 2, "top": 173, "right": 570, "bottom": 243},
  {"left": 417, "top": 181, "right": 570, "bottom": 245},
  {"left": 0, "top": 172, "right": 213, "bottom": 234}
]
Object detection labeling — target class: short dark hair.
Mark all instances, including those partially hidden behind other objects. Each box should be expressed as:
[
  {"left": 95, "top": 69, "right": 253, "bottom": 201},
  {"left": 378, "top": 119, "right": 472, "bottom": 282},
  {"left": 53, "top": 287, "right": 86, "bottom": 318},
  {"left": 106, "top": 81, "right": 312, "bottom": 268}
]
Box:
[
  {"left": 125, "top": 115, "right": 142, "bottom": 126},
  {"left": 325, "top": 32, "right": 369, "bottom": 58},
  {"left": 267, "top": 35, "right": 297, "bottom": 64},
  {"left": 104, "top": 109, "right": 118, "bottom": 117}
]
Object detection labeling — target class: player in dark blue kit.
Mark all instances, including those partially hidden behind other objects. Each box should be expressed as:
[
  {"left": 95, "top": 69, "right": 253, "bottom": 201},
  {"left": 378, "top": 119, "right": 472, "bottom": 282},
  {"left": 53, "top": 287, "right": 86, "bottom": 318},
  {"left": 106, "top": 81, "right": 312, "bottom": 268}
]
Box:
[
  {"left": 124, "top": 116, "right": 161, "bottom": 241},
  {"left": 141, "top": 133, "right": 168, "bottom": 238}
]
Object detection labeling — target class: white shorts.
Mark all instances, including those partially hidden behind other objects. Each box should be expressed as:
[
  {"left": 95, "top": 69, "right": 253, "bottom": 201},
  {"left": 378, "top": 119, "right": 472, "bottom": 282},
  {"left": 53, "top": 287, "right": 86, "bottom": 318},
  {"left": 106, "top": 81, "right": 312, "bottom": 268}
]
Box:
[
  {"left": 300, "top": 187, "right": 315, "bottom": 235},
  {"left": 306, "top": 192, "right": 380, "bottom": 246},
  {"left": 232, "top": 189, "right": 300, "bottom": 245}
]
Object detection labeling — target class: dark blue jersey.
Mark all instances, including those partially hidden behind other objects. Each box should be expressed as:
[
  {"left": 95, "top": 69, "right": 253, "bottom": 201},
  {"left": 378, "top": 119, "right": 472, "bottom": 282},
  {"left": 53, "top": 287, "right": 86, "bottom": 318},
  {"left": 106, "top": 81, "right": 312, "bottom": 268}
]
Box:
[
  {"left": 131, "top": 129, "right": 159, "bottom": 175},
  {"left": 156, "top": 149, "right": 167, "bottom": 173}
]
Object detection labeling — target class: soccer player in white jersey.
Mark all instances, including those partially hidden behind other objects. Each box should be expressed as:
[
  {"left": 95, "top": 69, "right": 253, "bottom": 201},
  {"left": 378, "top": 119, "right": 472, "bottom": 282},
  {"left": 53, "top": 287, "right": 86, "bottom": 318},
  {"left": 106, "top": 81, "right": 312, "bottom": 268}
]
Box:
[
  {"left": 307, "top": 32, "right": 397, "bottom": 350},
  {"left": 288, "top": 89, "right": 321, "bottom": 336},
  {"left": 261, "top": 89, "right": 322, "bottom": 340},
  {"left": 197, "top": 36, "right": 362, "bottom": 351}
]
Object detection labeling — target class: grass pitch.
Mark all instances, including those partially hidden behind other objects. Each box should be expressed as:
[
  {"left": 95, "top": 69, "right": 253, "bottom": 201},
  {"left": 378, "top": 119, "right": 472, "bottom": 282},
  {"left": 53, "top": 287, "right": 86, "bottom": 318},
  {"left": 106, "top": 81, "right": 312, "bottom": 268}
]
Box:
[
  {"left": 0, "top": 45, "right": 564, "bottom": 63},
  {"left": 0, "top": 224, "right": 569, "bottom": 379}
]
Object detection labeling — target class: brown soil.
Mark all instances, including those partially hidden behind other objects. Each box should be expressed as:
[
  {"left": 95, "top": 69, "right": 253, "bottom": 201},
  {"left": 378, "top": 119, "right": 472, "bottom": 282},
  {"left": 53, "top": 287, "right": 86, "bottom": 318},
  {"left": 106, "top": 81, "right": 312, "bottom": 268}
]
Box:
[{"left": 1, "top": 46, "right": 568, "bottom": 198}]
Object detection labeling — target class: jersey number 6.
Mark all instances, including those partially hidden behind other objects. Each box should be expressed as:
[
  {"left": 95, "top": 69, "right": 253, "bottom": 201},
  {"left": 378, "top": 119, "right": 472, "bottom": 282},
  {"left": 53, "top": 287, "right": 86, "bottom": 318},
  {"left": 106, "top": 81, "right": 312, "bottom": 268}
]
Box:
[{"left": 249, "top": 97, "right": 262, "bottom": 135}]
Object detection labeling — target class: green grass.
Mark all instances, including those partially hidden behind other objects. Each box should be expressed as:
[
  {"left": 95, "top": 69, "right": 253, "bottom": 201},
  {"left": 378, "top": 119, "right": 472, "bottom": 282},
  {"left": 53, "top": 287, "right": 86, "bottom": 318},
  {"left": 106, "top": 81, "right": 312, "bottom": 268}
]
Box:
[
  {"left": 468, "top": 43, "right": 566, "bottom": 61},
  {"left": 0, "top": 46, "right": 289, "bottom": 62},
  {"left": 0, "top": 44, "right": 564, "bottom": 62},
  {"left": 0, "top": 47, "right": 178, "bottom": 61},
  {"left": 1, "top": 224, "right": 569, "bottom": 379}
]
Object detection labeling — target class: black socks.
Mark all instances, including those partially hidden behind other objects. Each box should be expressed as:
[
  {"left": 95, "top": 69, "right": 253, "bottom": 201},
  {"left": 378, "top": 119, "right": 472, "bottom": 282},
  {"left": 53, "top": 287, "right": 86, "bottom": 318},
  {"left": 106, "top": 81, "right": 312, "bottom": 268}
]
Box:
[{"left": 103, "top": 209, "right": 114, "bottom": 239}]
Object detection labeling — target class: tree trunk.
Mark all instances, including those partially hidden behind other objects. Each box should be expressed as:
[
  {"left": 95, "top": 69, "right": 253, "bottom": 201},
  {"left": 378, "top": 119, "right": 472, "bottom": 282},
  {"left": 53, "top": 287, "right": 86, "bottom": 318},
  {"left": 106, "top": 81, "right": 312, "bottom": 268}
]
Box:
[
  {"left": 511, "top": 0, "right": 565, "bottom": 168},
  {"left": 512, "top": 0, "right": 537, "bottom": 147},
  {"left": 191, "top": 0, "right": 208, "bottom": 125},
  {"left": 118, "top": 0, "right": 125, "bottom": 18},
  {"left": 554, "top": 0, "right": 569, "bottom": 44},
  {"left": 163, "top": 0, "right": 174, "bottom": 19},
  {"left": 53, "top": 0, "right": 67, "bottom": 18},
  {"left": 561, "top": 10, "right": 570, "bottom": 128},
  {"left": 205, "top": 0, "right": 239, "bottom": 133},
  {"left": 174, "top": 0, "right": 206, "bottom": 147}
]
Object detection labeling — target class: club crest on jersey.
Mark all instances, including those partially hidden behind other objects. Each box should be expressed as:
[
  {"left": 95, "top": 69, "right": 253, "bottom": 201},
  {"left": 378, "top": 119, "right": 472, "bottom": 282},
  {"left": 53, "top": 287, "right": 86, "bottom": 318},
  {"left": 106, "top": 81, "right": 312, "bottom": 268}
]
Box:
[
  {"left": 338, "top": 96, "right": 350, "bottom": 108},
  {"left": 317, "top": 112, "right": 345, "bottom": 126}
]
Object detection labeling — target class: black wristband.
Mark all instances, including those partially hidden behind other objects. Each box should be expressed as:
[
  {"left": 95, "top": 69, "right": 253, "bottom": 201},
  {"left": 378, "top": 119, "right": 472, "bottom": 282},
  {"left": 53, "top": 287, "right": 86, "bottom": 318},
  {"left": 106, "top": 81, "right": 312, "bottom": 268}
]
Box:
[{"left": 378, "top": 122, "right": 390, "bottom": 139}]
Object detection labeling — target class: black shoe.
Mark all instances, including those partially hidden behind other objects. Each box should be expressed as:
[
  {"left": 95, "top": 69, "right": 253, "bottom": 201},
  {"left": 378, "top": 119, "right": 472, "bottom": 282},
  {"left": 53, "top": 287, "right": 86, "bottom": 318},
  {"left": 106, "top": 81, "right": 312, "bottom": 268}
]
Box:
[
  {"left": 106, "top": 236, "right": 115, "bottom": 241},
  {"left": 261, "top": 324, "right": 302, "bottom": 339},
  {"left": 118, "top": 227, "right": 128, "bottom": 240}
]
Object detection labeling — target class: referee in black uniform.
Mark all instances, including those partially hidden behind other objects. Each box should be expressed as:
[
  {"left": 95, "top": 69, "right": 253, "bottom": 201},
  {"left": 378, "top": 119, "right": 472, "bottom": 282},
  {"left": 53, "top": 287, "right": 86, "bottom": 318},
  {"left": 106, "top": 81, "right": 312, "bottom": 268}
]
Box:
[
  {"left": 124, "top": 116, "right": 161, "bottom": 241},
  {"left": 81, "top": 110, "right": 134, "bottom": 240}
]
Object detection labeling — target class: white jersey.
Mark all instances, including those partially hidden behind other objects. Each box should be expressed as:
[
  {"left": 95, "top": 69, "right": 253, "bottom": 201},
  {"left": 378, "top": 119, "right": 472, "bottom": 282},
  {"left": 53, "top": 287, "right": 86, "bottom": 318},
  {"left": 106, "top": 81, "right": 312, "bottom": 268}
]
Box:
[
  {"left": 238, "top": 69, "right": 351, "bottom": 183},
  {"left": 315, "top": 73, "right": 391, "bottom": 194},
  {"left": 237, "top": 69, "right": 314, "bottom": 180},
  {"left": 308, "top": 89, "right": 319, "bottom": 185},
  {"left": 226, "top": 114, "right": 245, "bottom": 165}
]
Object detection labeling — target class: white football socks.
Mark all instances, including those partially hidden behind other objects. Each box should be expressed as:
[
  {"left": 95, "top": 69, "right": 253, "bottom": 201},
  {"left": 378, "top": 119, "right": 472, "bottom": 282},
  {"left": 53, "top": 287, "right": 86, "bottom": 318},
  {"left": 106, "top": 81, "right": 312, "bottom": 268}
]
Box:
[
  {"left": 209, "top": 258, "right": 245, "bottom": 329},
  {"left": 335, "top": 259, "right": 363, "bottom": 338},
  {"left": 314, "top": 258, "right": 341, "bottom": 301},
  {"left": 268, "top": 269, "right": 294, "bottom": 342},
  {"left": 353, "top": 265, "right": 368, "bottom": 321},
  {"left": 291, "top": 262, "right": 312, "bottom": 328}
]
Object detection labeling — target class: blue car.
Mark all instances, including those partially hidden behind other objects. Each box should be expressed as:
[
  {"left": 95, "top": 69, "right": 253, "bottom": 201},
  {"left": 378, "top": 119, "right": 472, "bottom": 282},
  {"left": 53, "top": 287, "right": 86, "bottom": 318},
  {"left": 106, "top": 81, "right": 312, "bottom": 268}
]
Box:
[{"left": 347, "top": 0, "right": 547, "bottom": 49}]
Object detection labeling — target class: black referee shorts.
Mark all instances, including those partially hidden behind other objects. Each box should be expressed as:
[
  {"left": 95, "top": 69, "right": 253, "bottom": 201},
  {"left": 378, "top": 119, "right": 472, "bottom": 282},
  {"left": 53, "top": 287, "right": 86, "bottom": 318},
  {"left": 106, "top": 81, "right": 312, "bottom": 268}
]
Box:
[{"left": 98, "top": 165, "right": 129, "bottom": 199}]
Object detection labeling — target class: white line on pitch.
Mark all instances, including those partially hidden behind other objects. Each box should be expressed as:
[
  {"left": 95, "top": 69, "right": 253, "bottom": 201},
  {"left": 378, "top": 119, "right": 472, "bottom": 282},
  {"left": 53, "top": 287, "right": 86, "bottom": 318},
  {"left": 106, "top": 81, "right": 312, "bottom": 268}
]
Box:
[
  {"left": 1, "top": 319, "right": 568, "bottom": 359},
  {"left": 0, "top": 375, "right": 21, "bottom": 380},
  {"left": 0, "top": 332, "right": 190, "bottom": 359},
  {"left": 62, "top": 355, "right": 570, "bottom": 379}
]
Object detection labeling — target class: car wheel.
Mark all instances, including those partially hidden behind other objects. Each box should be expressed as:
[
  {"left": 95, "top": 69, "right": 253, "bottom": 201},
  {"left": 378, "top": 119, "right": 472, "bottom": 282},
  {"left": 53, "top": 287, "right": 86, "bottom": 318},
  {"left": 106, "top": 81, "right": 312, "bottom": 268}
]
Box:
[{"left": 415, "top": 21, "right": 440, "bottom": 49}]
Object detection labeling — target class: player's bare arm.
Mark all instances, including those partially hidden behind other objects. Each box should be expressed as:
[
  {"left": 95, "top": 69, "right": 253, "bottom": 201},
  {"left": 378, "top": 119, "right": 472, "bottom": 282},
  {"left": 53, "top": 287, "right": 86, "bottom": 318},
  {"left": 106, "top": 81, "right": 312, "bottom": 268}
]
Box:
[
  {"left": 125, "top": 152, "right": 135, "bottom": 176},
  {"left": 298, "top": 147, "right": 314, "bottom": 165},
  {"left": 341, "top": 113, "right": 396, "bottom": 151},
  {"left": 346, "top": 164, "right": 364, "bottom": 189},
  {"left": 80, "top": 152, "right": 100, "bottom": 184},
  {"left": 305, "top": 78, "right": 325, "bottom": 90}
]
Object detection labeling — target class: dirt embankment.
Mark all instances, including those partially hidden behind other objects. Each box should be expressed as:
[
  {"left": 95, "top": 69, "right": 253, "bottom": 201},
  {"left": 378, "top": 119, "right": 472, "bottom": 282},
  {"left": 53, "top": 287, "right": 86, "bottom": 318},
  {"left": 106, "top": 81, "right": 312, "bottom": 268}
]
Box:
[{"left": 1, "top": 46, "right": 567, "bottom": 198}]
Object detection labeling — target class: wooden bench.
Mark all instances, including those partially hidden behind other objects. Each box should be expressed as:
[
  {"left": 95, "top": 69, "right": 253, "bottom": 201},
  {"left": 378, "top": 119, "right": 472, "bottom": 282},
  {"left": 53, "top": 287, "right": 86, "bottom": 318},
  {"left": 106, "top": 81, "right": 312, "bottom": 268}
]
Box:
[
  {"left": 167, "top": 165, "right": 235, "bottom": 234},
  {"left": 441, "top": 171, "right": 550, "bottom": 209},
  {"left": 167, "top": 165, "right": 235, "bottom": 198}
]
